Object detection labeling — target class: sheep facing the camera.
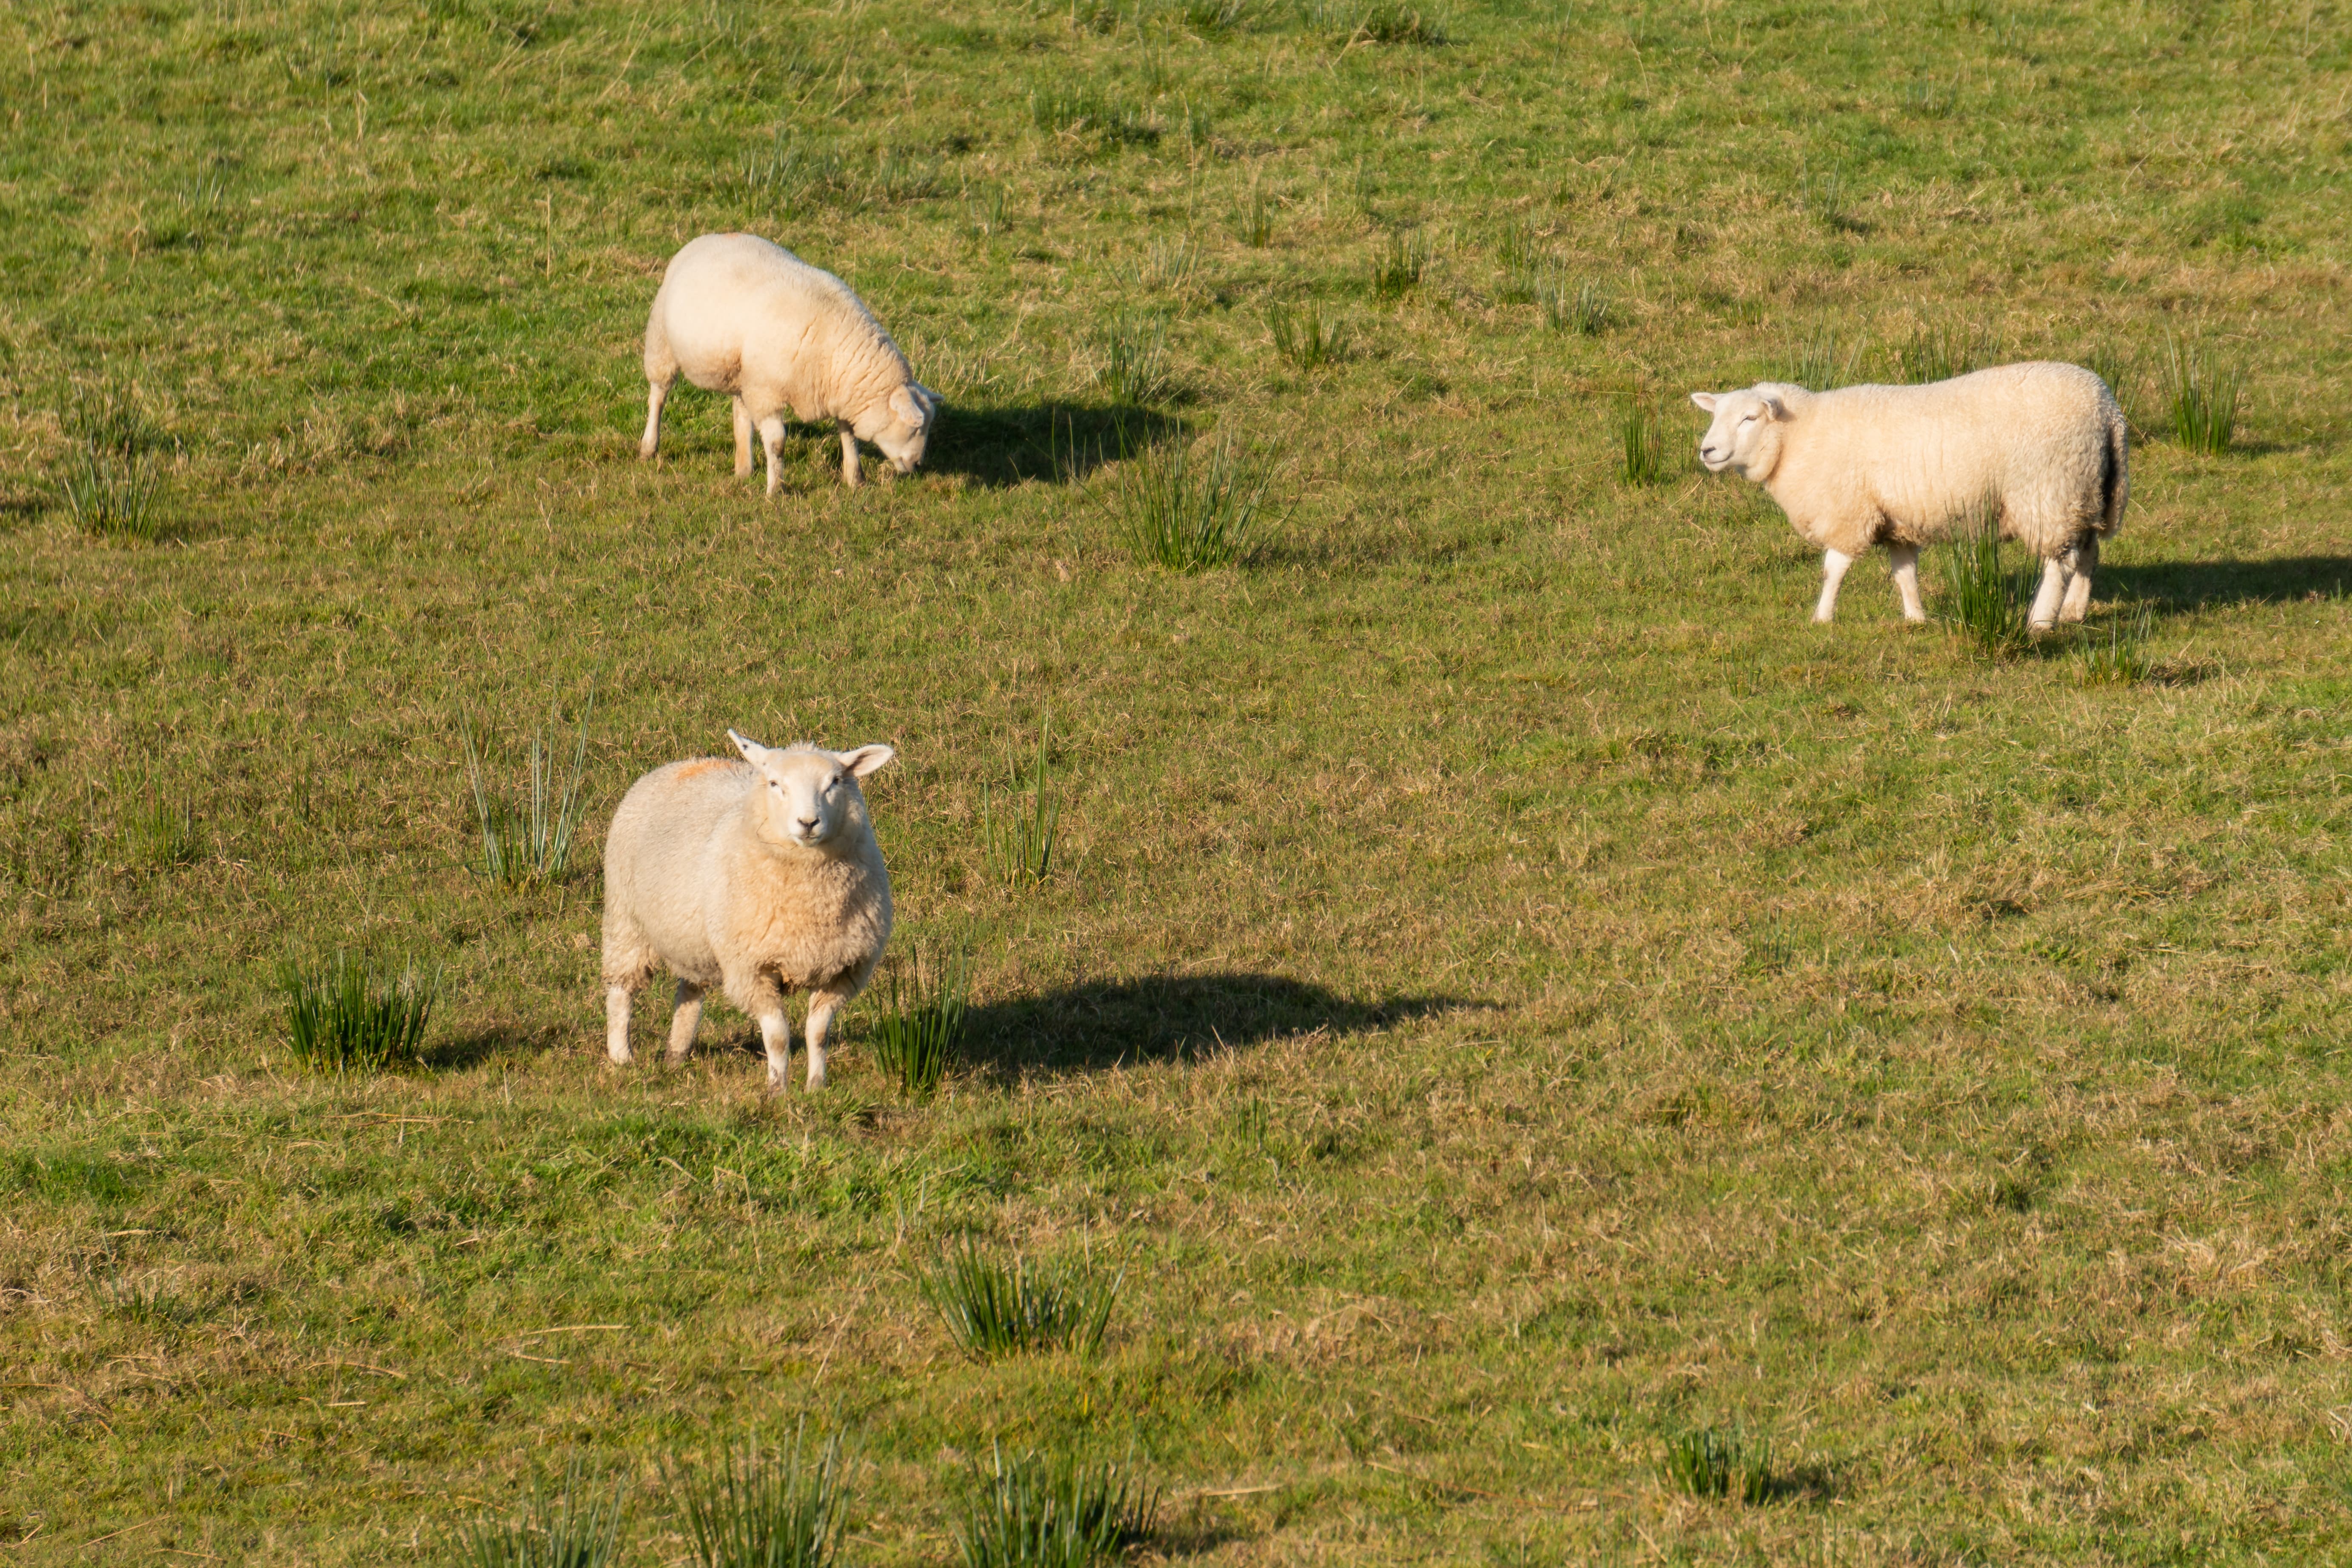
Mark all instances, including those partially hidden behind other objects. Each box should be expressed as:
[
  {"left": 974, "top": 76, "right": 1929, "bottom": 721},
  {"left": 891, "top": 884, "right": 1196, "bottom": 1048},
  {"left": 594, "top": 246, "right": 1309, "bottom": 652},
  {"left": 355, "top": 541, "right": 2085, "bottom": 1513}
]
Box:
[
  {"left": 601, "top": 733, "right": 895, "bottom": 1093},
  {"left": 1691, "top": 363, "right": 2128, "bottom": 628},
  {"left": 639, "top": 232, "right": 940, "bottom": 492}
]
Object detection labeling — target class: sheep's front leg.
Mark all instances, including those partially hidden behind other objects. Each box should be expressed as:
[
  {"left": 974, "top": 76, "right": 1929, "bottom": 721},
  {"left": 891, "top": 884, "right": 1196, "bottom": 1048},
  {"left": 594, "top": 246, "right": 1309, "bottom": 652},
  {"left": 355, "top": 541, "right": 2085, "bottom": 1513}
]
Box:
[
  {"left": 2058, "top": 536, "right": 2099, "bottom": 622},
  {"left": 756, "top": 414, "right": 788, "bottom": 497},
  {"left": 665, "top": 979, "right": 704, "bottom": 1063},
  {"left": 838, "top": 423, "right": 862, "bottom": 488},
  {"left": 605, "top": 983, "right": 636, "bottom": 1064},
  {"left": 2029, "top": 557, "right": 2068, "bottom": 630},
  {"left": 731, "top": 397, "right": 753, "bottom": 478},
  {"left": 639, "top": 380, "right": 670, "bottom": 460},
  {"left": 801, "top": 986, "right": 856, "bottom": 1092},
  {"left": 1886, "top": 544, "right": 1926, "bottom": 622},
  {"left": 1813, "top": 549, "right": 1855, "bottom": 623}
]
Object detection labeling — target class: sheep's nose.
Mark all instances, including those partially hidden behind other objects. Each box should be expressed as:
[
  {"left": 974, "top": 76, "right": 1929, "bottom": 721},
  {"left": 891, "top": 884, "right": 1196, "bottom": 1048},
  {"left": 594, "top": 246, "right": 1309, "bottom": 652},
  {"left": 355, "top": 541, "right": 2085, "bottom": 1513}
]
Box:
[{"left": 796, "top": 816, "right": 819, "bottom": 833}]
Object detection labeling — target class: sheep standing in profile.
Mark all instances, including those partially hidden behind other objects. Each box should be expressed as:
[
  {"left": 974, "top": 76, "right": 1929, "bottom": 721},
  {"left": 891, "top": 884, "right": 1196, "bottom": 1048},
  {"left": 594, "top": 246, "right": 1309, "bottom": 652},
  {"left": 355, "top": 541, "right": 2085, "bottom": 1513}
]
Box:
[
  {"left": 602, "top": 733, "right": 894, "bottom": 1093},
  {"left": 1691, "top": 363, "right": 2128, "bottom": 628},
  {"left": 639, "top": 232, "right": 940, "bottom": 493}
]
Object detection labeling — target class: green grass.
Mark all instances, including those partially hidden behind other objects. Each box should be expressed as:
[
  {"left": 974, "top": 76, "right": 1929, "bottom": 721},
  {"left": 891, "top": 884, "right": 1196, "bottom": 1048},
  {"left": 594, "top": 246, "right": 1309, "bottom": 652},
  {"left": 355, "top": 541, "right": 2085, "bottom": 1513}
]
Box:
[
  {"left": 2164, "top": 332, "right": 2248, "bottom": 455},
  {"left": 1617, "top": 399, "right": 1674, "bottom": 487},
  {"left": 3, "top": 0, "right": 2351, "bottom": 1563},
  {"left": 981, "top": 718, "right": 1062, "bottom": 886},
  {"left": 954, "top": 1446, "right": 1156, "bottom": 1568},
  {"left": 460, "top": 689, "right": 596, "bottom": 887},
  {"left": 1935, "top": 501, "right": 2035, "bottom": 655},
  {"left": 674, "top": 1428, "right": 850, "bottom": 1568},
  {"left": 1266, "top": 302, "right": 1348, "bottom": 370},
  {"left": 921, "top": 1239, "right": 1123, "bottom": 1361},
  {"left": 278, "top": 951, "right": 441, "bottom": 1075},
  {"left": 446, "top": 1458, "right": 626, "bottom": 1568},
  {"left": 1086, "top": 429, "right": 1276, "bottom": 570},
  {"left": 1659, "top": 1425, "right": 1774, "bottom": 1506},
  {"left": 866, "top": 944, "right": 972, "bottom": 1101}
]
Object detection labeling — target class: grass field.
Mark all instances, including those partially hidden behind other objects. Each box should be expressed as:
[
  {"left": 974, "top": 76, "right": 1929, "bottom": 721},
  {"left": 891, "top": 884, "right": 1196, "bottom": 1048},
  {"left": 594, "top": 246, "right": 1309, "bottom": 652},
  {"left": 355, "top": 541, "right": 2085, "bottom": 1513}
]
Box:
[{"left": 4, "top": 0, "right": 2352, "bottom": 1561}]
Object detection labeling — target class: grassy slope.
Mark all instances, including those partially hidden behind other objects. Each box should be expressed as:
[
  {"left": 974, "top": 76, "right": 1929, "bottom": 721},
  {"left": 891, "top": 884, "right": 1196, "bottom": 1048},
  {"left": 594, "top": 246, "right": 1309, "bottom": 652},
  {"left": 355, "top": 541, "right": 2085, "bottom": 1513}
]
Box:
[{"left": 3, "top": 0, "right": 2350, "bottom": 1561}]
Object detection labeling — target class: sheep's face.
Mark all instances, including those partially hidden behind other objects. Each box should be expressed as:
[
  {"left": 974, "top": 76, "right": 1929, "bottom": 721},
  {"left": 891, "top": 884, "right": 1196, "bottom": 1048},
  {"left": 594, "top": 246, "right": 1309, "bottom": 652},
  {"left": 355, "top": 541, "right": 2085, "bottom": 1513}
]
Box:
[
  {"left": 863, "top": 383, "right": 940, "bottom": 476},
  {"left": 1690, "top": 387, "right": 1789, "bottom": 480},
  {"left": 728, "top": 732, "right": 896, "bottom": 849}
]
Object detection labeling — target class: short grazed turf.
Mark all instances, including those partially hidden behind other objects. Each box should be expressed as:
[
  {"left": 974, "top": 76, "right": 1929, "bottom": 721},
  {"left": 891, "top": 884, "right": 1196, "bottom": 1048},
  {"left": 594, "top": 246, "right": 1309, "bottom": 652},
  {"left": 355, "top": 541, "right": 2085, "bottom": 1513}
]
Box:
[{"left": 3, "top": 1, "right": 2350, "bottom": 1562}]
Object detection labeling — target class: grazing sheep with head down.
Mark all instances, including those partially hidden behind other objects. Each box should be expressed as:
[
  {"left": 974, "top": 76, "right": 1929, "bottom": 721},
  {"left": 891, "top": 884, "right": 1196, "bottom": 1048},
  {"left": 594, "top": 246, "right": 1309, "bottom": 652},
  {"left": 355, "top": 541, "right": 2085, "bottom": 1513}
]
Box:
[
  {"left": 1690, "top": 362, "right": 2127, "bottom": 628},
  {"left": 640, "top": 232, "right": 940, "bottom": 493},
  {"left": 601, "top": 732, "right": 894, "bottom": 1092}
]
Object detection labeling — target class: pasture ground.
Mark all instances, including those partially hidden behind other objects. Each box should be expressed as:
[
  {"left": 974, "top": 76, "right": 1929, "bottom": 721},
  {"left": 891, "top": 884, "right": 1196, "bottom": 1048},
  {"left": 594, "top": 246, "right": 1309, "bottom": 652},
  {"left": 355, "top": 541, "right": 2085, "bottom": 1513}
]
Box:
[{"left": 3, "top": 0, "right": 2351, "bottom": 1561}]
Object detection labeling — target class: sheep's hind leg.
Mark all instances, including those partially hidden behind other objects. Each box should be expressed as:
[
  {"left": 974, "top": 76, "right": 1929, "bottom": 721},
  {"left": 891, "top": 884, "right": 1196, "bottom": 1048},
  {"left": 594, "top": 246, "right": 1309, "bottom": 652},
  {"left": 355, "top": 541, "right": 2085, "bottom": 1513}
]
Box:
[
  {"left": 838, "top": 423, "right": 862, "bottom": 488},
  {"left": 2029, "top": 557, "right": 2068, "bottom": 630},
  {"left": 605, "top": 984, "right": 636, "bottom": 1064},
  {"left": 732, "top": 397, "right": 753, "bottom": 478},
  {"left": 2058, "top": 536, "right": 2099, "bottom": 622},
  {"left": 1886, "top": 544, "right": 1926, "bottom": 622},
  {"left": 664, "top": 979, "right": 704, "bottom": 1062},
  {"left": 1813, "top": 549, "right": 1856, "bottom": 624},
  {"left": 756, "top": 413, "right": 788, "bottom": 498},
  {"left": 639, "top": 380, "right": 670, "bottom": 460}
]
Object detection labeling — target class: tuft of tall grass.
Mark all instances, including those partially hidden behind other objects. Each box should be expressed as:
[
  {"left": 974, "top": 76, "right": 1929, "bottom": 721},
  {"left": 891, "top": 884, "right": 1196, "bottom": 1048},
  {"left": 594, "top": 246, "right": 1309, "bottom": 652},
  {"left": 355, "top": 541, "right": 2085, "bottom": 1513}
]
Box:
[
  {"left": 955, "top": 1445, "right": 1158, "bottom": 1568},
  {"left": 1802, "top": 165, "right": 1854, "bottom": 231},
  {"left": 1935, "top": 499, "right": 2032, "bottom": 655},
  {"left": 1369, "top": 229, "right": 1429, "bottom": 299},
  {"left": 983, "top": 718, "right": 1061, "bottom": 887},
  {"left": 1029, "top": 85, "right": 1155, "bottom": 145},
  {"left": 1094, "top": 312, "right": 1170, "bottom": 405},
  {"left": 1328, "top": 2, "right": 1448, "bottom": 46},
  {"left": 1660, "top": 1425, "right": 1773, "bottom": 1505},
  {"left": 1775, "top": 329, "right": 1862, "bottom": 391},
  {"left": 1233, "top": 180, "right": 1274, "bottom": 247},
  {"left": 2162, "top": 333, "right": 2244, "bottom": 455},
  {"left": 1267, "top": 303, "right": 1348, "bottom": 370},
  {"left": 127, "top": 790, "right": 201, "bottom": 867},
  {"left": 54, "top": 380, "right": 168, "bottom": 541},
  {"left": 279, "top": 952, "right": 440, "bottom": 1074},
  {"left": 1135, "top": 234, "right": 1197, "bottom": 293},
  {"left": 921, "top": 1237, "right": 1123, "bottom": 1360},
  {"left": 868, "top": 944, "right": 971, "bottom": 1100},
  {"left": 674, "top": 1426, "right": 850, "bottom": 1568},
  {"left": 2070, "top": 602, "right": 2155, "bottom": 687},
  {"left": 1618, "top": 400, "right": 1674, "bottom": 487},
  {"left": 446, "top": 1460, "right": 626, "bottom": 1568},
  {"left": 1538, "top": 274, "right": 1609, "bottom": 335},
  {"left": 459, "top": 689, "right": 595, "bottom": 887},
  {"left": 1179, "top": 0, "right": 1254, "bottom": 34},
  {"left": 2083, "top": 342, "right": 2139, "bottom": 436},
  {"left": 1895, "top": 319, "right": 2001, "bottom": 384},
  {"left": 1496, "top": 217, "right": 1544, "bottom": 300},
  {"left": 1089, "top": 430, "right": 1277, "bottom": 572}
]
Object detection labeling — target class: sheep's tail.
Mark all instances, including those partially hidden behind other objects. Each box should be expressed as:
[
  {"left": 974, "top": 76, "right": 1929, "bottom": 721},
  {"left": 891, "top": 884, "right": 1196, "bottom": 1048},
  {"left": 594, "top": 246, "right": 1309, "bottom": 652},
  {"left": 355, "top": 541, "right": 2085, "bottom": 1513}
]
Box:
[{"left": 2096, "top": 402, "right": 2129, "bottom": 537}]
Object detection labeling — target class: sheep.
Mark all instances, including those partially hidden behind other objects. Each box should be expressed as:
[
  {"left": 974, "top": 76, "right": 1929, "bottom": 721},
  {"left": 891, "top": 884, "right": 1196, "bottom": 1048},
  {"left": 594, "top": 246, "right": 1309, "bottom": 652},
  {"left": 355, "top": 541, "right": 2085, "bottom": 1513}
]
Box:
[
  {"left": 601, "top": 732, "right": 895, "bottom": 1093},
  {"left": 1690, "top": 362, "right": 2128, "bottom": 628},
  {"left": 639, "top": 232, "right": 940, "bottom": 493}
]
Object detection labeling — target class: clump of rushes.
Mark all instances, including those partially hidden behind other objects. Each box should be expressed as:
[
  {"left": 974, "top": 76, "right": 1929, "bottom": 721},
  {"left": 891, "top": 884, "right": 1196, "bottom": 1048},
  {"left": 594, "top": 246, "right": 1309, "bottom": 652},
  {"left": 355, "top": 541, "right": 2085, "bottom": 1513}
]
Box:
[
  {"left": 127, "top": 789, "right": 201, "bottom": 867},
  {"left": 1777, "top": 328, "right": 1860, "bottom": 391},
  {"left": 1233, "top": 179, "right": 1273, "bottom": 247},
  {"left": 1267, "top": 303, "right": 1347, "bottom": 370},
  {"left": 446, "top": 1460, "right": 626, "bottom": 1568},
  {"left": 280, "top": 952, "right": 440, "bottom": 1074},
  {"left": 1661, "top": 1425, "right": 1773, "bottom": 1505},
  {"left": 1539, "top": 273, "right": 1609, "bottom": 335},
  {"left": 2083, "top": 342, "right": 2139, "bottom": 436},
  {"left": 921, "top": 1237, "right": 1122, "bottom": 1359},
  {"left": 1936, "top": 499, "right": 2031, "bottom": 655},
  {"left": 1896, "top": 319, "right": 2000, "bottom": 384},
  {"left": 983, "top": 718, "right": 1061, "bottom": 887},
  {"left": 2070, "top": 602, "right": 2155, "bottom": 686},
  {"left": 1496, "top": 217, "right": 1543, "bottom": 300},
  {"left": 460, "top": 688, "right": 596, "bottom": 886},
  {"left": 1618, "top": 399, "right": 1674, "bottom": 487},
  {"left": 675, "top": 1426, "right": 850, "bottom": 1568},
  {"left": 1802, "top": 164, "right": 1853, "bottom": 231},
  {"left": 1094, "top": 311, "right": 1170, "bottom": 406},
  {"left": 2163, "top": 332, "right": 2245, "bottom": 455},
  {"left": 868, "top": 944, "right": 971, "bottom": 1100},
  {"left": 1092, "top": 431, "right": 1277, "bottom": 572},
  {"left": 1369, "top": 229, "right": 1428, "bottom": 299},
  {"left": 54, "top": 379, "right": 168, "bottom": 542},
  {"left": 956, "top": 1445, "right": 1158, "bottom": 1568}
]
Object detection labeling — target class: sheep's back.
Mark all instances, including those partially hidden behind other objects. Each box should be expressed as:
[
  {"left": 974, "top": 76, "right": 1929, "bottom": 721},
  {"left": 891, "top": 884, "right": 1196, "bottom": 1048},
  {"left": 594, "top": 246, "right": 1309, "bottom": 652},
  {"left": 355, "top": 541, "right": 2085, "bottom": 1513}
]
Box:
[
  {"left": 1794, "top": 365, "right": 2119, "bottom": 549},
  {"left": 605, "top": 759, "right": 756, "bottom": 972}
]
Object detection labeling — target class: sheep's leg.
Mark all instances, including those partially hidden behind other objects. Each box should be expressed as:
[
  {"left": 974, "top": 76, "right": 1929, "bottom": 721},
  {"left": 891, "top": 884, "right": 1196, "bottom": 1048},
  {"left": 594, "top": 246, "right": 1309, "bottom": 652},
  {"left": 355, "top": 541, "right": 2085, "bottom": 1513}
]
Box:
[
  {"left": 2058, "top": 536, "right": 2099, "bottom": 622},
  {"left": 801, "top": 988, "right": 853, "bottom": 1093},
  {"left": 757, "top": 414, "right": 788, "bottom": 498},
  {"left": 664, "top": 979, "right": 704, "bottom": 1062},
  {"left": 1813, "top": 549, "right": 1855, "bottom": 623},
  {"left": 755, "top": 1005, "right": 794, "bottom": 1092},
  {"left": 605, "top": 984, "right": 635, "bottom": 1064},
  {"left": 838, "top": 423, "right": 862, "bottom": 488},
  {"left": 639, "top": 380, "right": 670, "bottom": 460},
  {"left": 1886, "top": 544, "right": 1926, "bottom": 622},
  {"left": 2029, "top": 558, "right": 2068, "bottom": 630},
  {"left": 731, "top": 396, "right": 753, "bottom": 478}
]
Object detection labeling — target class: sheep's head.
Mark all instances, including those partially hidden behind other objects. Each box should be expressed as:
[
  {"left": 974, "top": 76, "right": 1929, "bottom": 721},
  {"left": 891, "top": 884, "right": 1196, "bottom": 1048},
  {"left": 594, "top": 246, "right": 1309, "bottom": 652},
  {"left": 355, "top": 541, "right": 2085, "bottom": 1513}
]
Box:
[
  {"left": 861, "top": 382, "right": 941, "bottom": 476},
  {"left": 727, "top": 731, "right": 895, "bottom": 849},
  {"left": 1689, "top": 386, "right": 1792, "bottom": 481}
]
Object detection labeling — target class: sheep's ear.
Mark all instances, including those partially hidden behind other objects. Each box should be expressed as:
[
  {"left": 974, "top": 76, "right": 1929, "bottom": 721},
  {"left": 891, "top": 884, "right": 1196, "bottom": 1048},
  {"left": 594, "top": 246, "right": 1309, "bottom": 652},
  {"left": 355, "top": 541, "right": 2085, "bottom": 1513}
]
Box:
[
  {"left": 1759, "top": 393, "right": 1788, "bottom": 419},
  {"left": 835, "top": 744, "right": 895, "bottom": 780},
  {"left": 1689, "top": 391, "right": 1718, "bottom": 413},
  {"left": 727, "top": 728, "right": 768, "bottom": 762},
  {"left": 889, "top": 384, "right": 931, "bottom": 427}
]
